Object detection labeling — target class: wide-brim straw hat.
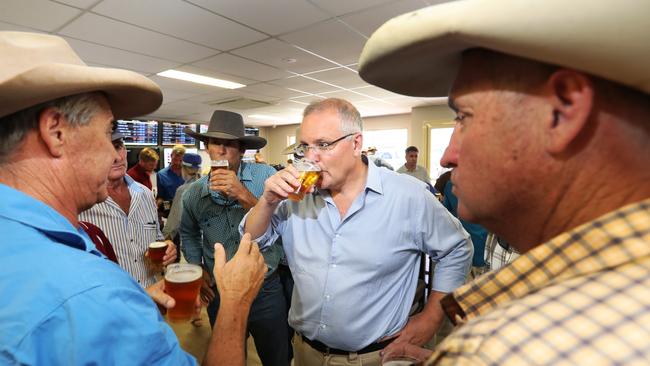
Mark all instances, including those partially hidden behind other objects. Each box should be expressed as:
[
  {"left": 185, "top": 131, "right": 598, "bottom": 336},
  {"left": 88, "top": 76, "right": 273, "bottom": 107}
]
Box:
[
  {"left": 358, "top": 0, "right": 650, "bottom": 97},
  {"left": 184, "top": 110, "right": 267, "bottom": 150},
  {"left": 0, "top": 31, "right": 162, "bottom": 119}
]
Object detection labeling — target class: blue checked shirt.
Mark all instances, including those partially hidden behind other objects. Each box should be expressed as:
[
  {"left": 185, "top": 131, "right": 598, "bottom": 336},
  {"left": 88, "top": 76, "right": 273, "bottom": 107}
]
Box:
[
  {"left": 241, "top": 162, "right": 472, "bottom": 351},
  {"left": 180, "top": 162, "right": 283, "bottom": 279}
]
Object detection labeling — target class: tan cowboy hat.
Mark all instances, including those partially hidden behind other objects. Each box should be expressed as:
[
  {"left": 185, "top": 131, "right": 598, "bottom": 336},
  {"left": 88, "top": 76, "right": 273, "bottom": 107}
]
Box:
[
  {"left": 0, "top": 31, "right": 162, "bottom": 119},
  {"left": 358, "top": 0, "right": 650, "bottom": 97},
  {"left": 185, "top": 110, "right": 267, "bottom": 150},
  {"left": 281, "top": 126, "right": 301, "bottom": 154}
]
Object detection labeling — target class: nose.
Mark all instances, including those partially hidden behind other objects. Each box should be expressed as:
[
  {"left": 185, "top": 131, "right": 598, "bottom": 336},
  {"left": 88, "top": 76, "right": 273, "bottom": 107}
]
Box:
[
  {"left": 304, "top": 148, "right": 320, "bottom": 162},
  {"left": 440, "top": 127, "right": 459, "bottom": 168}
]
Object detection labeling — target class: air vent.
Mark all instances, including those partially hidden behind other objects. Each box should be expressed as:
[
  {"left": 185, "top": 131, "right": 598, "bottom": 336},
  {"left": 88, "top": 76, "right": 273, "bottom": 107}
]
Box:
[{"left": 206, "top": 97, "right": 273, "bottom": 110}]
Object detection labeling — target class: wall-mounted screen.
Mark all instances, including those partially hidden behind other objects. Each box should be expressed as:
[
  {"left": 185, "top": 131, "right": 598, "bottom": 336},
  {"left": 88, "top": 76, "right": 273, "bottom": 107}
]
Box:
[
  {"left": 199, "top": 124, "right": 208, "bottom": 150},
  {"left": 161, "top": 122, "right": 197, "bottom": 146},
  {"left": 116, "top": 119, "right": 158, "bottom": 145}
]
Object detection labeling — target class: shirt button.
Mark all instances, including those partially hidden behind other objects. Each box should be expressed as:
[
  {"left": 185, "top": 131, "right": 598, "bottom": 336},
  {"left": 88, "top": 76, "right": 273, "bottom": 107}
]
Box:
[{"left": 320, "top": 324, "right": 326, "bottom": 329}]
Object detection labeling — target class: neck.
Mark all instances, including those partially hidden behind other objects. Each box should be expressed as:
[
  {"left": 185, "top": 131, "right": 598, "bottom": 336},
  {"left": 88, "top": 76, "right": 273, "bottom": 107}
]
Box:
[
  {"left": 405, "top": 163, "right": 416, "bottom": 170},
  {"left": 107, "top": 176, "right": 127, "bottom": 192},
  {"left": 0, "top": 160, "right": 81, "bottom": 226}
]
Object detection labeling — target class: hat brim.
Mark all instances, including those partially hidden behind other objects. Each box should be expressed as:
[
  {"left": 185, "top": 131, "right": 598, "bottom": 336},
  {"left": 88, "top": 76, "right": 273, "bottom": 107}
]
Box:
[
  {"left": 184, "top": 127, "right": 267, "bottom": 150},
  {"left": 359, "top": 0, "right": 650, "bottom": 97},
  {"left": 0, "top": 63, "right": 162, "bottom": 119},
  {"left": 282, "top": 142, "right": 298, "bottom": 155}
]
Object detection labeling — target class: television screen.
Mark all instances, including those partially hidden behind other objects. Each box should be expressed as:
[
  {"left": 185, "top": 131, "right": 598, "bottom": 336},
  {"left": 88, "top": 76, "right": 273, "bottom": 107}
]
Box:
[
  {"left": 198, "top": 124, "right": 208, "bottom": 150},
  {"left": 161, "top": 122, "right": 197, "bottom": 146},
  {"left": 116, "top": 119, "right": 158, "bottom": 145},
  {"left": 162, "top": 147, "right": 198, "bottom": 168}
]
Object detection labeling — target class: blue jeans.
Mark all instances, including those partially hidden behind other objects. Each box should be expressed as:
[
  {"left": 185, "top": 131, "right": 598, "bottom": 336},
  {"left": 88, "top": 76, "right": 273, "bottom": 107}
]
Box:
[{"left": 207, "top": 273, "right": 289, "bottom": 366}]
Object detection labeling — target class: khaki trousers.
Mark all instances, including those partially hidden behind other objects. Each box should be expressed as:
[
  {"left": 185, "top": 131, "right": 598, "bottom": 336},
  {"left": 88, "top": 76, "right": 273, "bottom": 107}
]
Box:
[{"left": 292, "top": 333, "right": 382, "bottom": 366}]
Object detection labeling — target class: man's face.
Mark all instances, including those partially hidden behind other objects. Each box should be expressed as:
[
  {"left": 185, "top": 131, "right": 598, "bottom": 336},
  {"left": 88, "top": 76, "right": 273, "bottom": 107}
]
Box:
[
  {"left": 300, "top": 109, "right": 361, "bottom": 191},
  {"left": 170, "top": 151, "right": 184, "bottom": 169},
  {"left": 140, "top": 159, "right": 157, "bottom": 173},
  {"left": 406, "top": 151, "right": 418, "bottom": 167},
  {"left": 207, "top": 138, "right": 242, "bottom": 171},
  {"left": 108, "top": 140, "right": 128, "bottom": 181},
  {"left": 440, "top": 52, "right": 546, "bottom": 228},
  {"left": 66, "top": 96, "right": 118, "bottom": 208}
]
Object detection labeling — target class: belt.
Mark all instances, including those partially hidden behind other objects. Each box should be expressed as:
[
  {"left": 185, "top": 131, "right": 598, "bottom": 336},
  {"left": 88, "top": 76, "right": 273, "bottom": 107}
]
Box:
[{"left": 301, "top": 334, "right": 394, "bottom": 355}]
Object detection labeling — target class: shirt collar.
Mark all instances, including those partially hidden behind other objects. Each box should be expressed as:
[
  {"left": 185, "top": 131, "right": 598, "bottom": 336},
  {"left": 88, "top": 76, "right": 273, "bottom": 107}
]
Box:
[
  {"left": 0, "top": 183, "right": 94, "bottom": 252},
  {"left": 365, "top": 159, "right": 383, "bottom": 195},
  {"left": 442, "top": 198, "right": 650, "bottom": 325}
]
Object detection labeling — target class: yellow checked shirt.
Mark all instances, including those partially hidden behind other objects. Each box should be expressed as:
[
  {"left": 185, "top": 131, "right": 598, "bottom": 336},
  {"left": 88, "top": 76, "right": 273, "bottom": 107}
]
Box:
[{"left": 428, "top": 198, "right": 650, "bottom": 366}]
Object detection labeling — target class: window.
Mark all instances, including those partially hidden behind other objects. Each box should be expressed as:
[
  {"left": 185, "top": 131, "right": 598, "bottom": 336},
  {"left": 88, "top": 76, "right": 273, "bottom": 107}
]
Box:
[{"left": 363, "top": 129, "right": 408, "bottom": 170}]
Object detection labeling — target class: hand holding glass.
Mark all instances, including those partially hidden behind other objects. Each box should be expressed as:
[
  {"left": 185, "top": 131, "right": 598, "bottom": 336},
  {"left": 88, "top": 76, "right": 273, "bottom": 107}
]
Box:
[
  {"left": 287, "top": 159, "right": 321, "bottom": 201},
  {"left": 164, "top": 263, "right": 202, "bottom": 322}
]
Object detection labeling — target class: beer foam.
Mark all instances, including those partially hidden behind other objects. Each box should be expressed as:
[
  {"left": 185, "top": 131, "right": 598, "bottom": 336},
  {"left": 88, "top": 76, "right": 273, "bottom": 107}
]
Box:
[
  {"left": 149, "top": 241, "right": 167, "bottom": 248},
  {"left": 165, "top": 269, "right": 202, "bottom": 283}
]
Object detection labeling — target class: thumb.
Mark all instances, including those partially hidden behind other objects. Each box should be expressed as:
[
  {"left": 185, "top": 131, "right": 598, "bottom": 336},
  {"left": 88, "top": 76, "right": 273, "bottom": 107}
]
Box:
[{"left": 213, "top": 243, "right": 226, "bottom": 277}]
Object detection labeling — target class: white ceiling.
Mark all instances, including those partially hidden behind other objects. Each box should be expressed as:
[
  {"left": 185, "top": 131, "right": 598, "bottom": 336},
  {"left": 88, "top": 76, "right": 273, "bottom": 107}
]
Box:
[{"left": 0, "top": 0, "right": 450, "bottom": 127}]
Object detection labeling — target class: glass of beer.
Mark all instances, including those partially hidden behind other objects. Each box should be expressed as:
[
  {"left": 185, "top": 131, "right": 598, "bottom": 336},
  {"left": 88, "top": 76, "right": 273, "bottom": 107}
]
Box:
[
  {"left": 383, "top": 358, "right": 421, "bottom": 366},
  {"left": 148, "top": 241, "right": 168, "bottom": 265},
  {"left": 211, "top": 159, "right": 229, "bottom": 173},
  {"left": 164, "top": 263, "right": 203, "bottom": 322},
  {"left": 287, "top": 159, "right": 321, "bottom": 201}
]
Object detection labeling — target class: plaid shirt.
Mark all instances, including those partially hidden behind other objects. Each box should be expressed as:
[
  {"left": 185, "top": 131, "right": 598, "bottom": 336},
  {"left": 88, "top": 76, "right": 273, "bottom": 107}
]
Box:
[{"left": 429, "top": 198, "right": 650, "bottom": 365}]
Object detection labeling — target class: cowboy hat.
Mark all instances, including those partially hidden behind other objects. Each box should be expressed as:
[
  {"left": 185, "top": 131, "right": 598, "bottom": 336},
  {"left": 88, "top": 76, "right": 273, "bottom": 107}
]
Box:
[
  {"left": 358, "top": 0, "right": 650, "bottom": 97},
  {"left": 184, "top": 110, "right": 267, "bottom": 150},
  {"left": 0, "top": 31, "right": 162, "bottom": 119}
]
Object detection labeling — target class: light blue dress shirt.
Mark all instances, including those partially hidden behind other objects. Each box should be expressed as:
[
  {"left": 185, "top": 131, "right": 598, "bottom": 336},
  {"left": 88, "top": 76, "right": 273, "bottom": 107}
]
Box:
[
  {"left": 240, "top": 162, "right": 472, "bottom": 351},
  {"left": 0, "top": 184, "right": 196, "bottom": 365}
]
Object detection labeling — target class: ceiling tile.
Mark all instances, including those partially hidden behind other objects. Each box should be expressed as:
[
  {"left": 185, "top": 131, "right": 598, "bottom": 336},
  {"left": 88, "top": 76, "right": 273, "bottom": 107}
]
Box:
[
  {"left": 340, "top": 0, "right": 429, "bottom": 37},
  {"left": 192, "top": 53, "right": 290, "bottom": 82},
  {"left": 187, "top": 0, "right": 330, "bottom": 35},
  {"left": 0, "top": 0, "right": 81, "bottom": 32},
  {"left": 241, "top": 83, "right": 310, "bottom": 99},
  {"left": 355, "top": 100, "right": 412, "bottom": 117},
  {"left": 232, "top": 38, "right": 337, "bottom": 74},
  {"left": 59, "top": 13, "right": 217, "bottom": 63},
  {"left": 0, "top": 20, "right": 40, "bottom": 32},
  {"left": 55, "top": 0, "right": 99, "bottom": 9},
  {"left": 308, "top": 0, "right": 395, "bottom": 16},
  {"left": 349, "top": 86, "right": 407, "bottom": 100},
  {"left": 317, "top": 90, "right": 373, "bottom": 103},
  {"left": 270, "top": 76, "right": 340, "bottom": 94},
  {"left": 305, "top": 67, "right": 368, "bottom": 89},
  {"left": 92, "top": 0, "right": 267, "bottom": 50},
  {"left": 64, "top": 37, "right": 180, "bottom": 74},
  {"left": 280, "top": 19, "right": 367, "bottom": 65}
]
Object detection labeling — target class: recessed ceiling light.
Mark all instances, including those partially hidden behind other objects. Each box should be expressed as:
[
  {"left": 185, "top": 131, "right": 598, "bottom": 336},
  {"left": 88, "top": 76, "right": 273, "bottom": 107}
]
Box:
[{"left": 157, "top": 70, "right": 245, "bottom": 89}]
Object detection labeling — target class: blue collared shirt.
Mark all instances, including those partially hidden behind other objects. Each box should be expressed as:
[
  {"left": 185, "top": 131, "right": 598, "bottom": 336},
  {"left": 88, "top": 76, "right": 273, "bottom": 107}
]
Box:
[
  {"left": 240, "top": 162, "right": 472, "bottom": 351},
  {"left": 181, "top": 162, "right": 283, "bottom": 279},
  {"left": 0, "top": 184, "right": 195, "bottom": 365},
  {"left": 157, "top": 166, "right": 185, "bottom": 201}
]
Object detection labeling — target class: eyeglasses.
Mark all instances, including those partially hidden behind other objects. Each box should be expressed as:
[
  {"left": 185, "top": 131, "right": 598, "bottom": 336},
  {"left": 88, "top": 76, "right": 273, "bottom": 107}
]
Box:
[{"left": 293, "top": 133, "right": 356, "bottom": 156}]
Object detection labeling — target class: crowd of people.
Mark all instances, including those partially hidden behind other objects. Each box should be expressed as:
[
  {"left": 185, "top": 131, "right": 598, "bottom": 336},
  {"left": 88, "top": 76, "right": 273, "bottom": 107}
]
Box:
[{"left": 1, "top": 0, "right": 649, "bottom": 365}]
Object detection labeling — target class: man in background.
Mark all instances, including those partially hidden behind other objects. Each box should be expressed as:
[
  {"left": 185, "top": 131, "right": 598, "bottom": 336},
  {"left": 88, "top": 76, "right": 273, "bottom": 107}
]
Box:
[
  {"left": 397, "top": 146, "right": 431, "bottom": 185},
  {"left": 366, "top": 146, "right": 394, "bottom": 170},
  {"left": 359, "top": 0, "right": 650, "bottom": 363},
  {"left": 127, "top": 146, "right": 158, "bottom": 191},
  {"left": 0, "top": 31, "right": 266, "bottom": 365},
  {"left": 158, "top": 144, "right": 186, "bottom": 205}
]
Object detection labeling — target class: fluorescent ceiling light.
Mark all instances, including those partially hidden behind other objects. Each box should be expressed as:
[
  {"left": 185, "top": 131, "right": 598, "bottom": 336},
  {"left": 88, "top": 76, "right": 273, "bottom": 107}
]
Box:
[{"left": 157, "top": 70, "right": 245, "bottom": 89}]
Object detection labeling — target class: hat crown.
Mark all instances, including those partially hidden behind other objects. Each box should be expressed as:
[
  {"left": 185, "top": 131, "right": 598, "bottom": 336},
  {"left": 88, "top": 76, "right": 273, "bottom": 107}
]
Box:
[
  {"left": 1, "top": 32, "right": 85, "bottom": 82},
  {"left": 182, "top": 153, "right": 202, "bottom": 168},
  {"left": 207, "top": 110, "right": 246, "bottom": 138}
]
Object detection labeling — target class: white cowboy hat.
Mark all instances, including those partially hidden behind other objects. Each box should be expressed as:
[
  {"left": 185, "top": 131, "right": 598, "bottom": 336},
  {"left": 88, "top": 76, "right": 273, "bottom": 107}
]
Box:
[
  {"left": 0, "top": 31, "right": 162, "bottom": 119},
  {"left": 358, "top": 0, "right": 650, "bottom": 97}
]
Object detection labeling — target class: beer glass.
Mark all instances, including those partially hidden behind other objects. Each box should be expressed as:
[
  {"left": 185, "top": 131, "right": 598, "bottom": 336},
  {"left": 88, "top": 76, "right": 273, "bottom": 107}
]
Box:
[
  {"left": 287, "top": 159, "right": 321, "bottom": 201},
  {"left": 164, "top": 263, "right": 203, "bottom": 322},
  {"left": 148, "top": 241, "right": 168, "bottom": 265},
  {"left": 383, "top": 359, "right": 421, "bottom": 366},
  {"left": 211, "top": 159, "right": 229, "bottom": 173}
]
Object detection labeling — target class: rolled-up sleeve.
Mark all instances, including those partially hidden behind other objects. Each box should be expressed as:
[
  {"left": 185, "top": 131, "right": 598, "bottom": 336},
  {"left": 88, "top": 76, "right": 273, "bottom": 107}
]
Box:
[
  {"left": 420, "top": 196, "right": 473, "bottom": 293},
  {"left": 239, "top": 201, "right": 288, "bottom": 251}
]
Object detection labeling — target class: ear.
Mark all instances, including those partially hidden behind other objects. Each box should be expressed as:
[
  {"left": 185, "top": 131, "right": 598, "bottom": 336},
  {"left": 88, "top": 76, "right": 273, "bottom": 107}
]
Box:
[
  {"left": 543, "top": 69, "right": 595, "bottom": 154},
  {"left": 38, "top": 107, "right": 67, "bottom": 158},
  {"left": 352, "top": 133, "right": 363, "bottom": 156}
]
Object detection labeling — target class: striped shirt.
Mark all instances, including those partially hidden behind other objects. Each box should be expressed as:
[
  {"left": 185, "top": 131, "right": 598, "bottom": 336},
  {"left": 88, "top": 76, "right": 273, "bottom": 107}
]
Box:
[
  {"left": 430, "top": 198, "right": 650, "bottom": 365},
  {"left": 79, "top": 175, "right": 163, "bottom": 287}
]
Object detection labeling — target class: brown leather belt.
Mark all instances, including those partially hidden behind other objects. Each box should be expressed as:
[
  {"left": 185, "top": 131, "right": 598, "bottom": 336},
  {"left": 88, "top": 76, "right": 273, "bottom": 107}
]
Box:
[{"left": 301, "top": 334, "right": 394, "bottom": 355}]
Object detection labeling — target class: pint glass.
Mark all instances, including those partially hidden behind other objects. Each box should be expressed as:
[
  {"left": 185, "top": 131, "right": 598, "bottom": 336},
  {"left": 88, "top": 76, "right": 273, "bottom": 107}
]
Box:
[
  {"left": 148, "top": 241, "right": 168, "bottom": 265},
  {"left": 164, "top": 263, "right": 203, "bottom": 322},
  {"left": 287, "top": 159, "right": 321, "bottom": 201},
  {"left": 211, "top": 159, "right": 229, "bottom": 173}
]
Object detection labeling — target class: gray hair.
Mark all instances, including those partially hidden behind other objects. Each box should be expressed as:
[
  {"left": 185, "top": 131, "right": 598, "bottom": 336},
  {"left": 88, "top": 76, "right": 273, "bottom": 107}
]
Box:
[
  {"left": 0, "top": 92, "right": 105, "bottom": 163},
  {"left": 303, "top": 98, "right": 363, "bottom": 135}
]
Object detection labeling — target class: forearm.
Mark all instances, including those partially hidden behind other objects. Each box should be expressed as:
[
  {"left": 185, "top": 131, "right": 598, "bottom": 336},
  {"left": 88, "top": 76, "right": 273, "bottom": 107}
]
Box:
[
  {"left": 243, "top": 196, "right": 277, "bottom": 239},
  {"left": 203, "top": 299, "right": 249, "bottom": 366},
  {"left": 421, "top": 291, "right": 446, "bottom": 334},
  {"left": 237, "top": 188, "right": 258, "bottom": 211}
]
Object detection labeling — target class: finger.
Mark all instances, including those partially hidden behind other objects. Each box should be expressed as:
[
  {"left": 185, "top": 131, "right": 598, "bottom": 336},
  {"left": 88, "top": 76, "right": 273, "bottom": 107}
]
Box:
[
  {"left": 213, "top": 243, "right": 226, "bottom": 280},
  {"left": 238, "top": 233, "right": 253, "bottom": 255}
]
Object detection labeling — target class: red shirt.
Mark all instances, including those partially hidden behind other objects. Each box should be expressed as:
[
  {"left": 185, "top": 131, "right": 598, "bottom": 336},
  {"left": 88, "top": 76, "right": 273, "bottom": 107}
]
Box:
[{"left": 127, "top": 163, "right": 152, "bottom": 190}]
